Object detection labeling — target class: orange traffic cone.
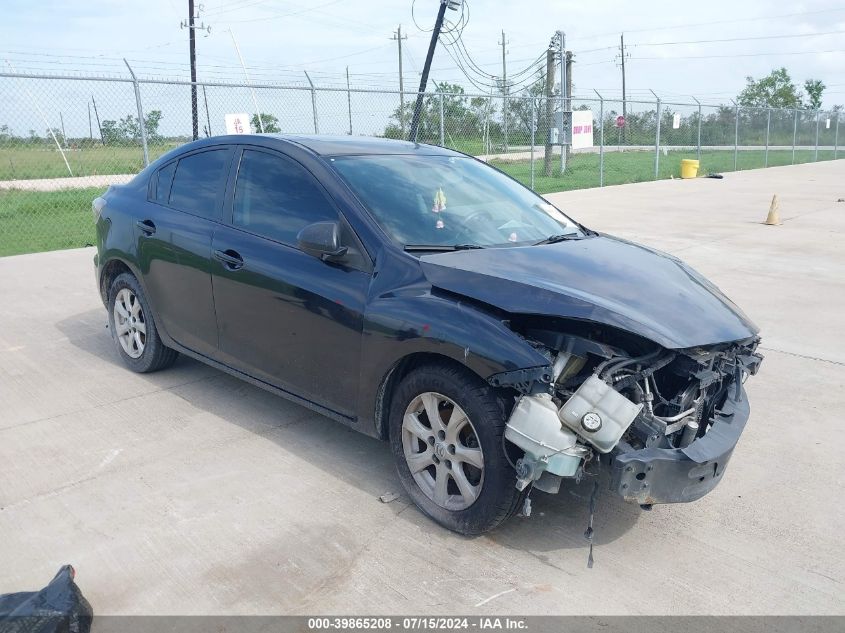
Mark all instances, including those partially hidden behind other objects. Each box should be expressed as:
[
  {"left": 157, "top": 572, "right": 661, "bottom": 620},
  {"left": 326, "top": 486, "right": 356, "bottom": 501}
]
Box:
[{"left": 765, "top": 195, "right": 781, "bottom": 226}]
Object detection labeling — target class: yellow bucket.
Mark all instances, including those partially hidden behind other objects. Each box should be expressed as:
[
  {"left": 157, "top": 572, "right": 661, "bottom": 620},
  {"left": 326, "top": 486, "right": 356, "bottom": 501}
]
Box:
[{"left": 680, "top": 159, "right": 700, "bottom": 179}]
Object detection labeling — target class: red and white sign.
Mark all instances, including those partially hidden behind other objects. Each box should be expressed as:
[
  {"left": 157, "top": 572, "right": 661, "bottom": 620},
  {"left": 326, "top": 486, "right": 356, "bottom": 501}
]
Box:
[
  {"left": 571, "top": 110, "right": 594, "bottom": 150},
  {"left": 615, "top": 115, "right": 625, "bottom": 128},
  {"left": 225, "top": 113, "right": 252, "bottom": 135}
]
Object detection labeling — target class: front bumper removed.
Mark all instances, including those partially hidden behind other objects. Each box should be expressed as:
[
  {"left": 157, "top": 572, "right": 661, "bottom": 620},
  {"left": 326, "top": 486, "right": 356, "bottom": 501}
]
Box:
[{"left": 610, "top": 386, "right": 750, "bottom": 505}]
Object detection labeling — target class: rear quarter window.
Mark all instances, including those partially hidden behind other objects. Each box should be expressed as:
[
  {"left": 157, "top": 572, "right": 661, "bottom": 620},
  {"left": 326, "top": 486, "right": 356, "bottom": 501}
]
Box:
[
  {"left": 153, "top": 161, "right": 177, "bottom": 204},
  {"left": 168, "top": 149, "right": 230, "bottom": 219}
]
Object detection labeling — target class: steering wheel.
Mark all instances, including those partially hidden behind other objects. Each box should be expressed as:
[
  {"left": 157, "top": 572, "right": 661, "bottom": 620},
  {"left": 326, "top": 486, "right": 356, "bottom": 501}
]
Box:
[{"left": 451, "top": 210, "right": 493, "bottom": 243}]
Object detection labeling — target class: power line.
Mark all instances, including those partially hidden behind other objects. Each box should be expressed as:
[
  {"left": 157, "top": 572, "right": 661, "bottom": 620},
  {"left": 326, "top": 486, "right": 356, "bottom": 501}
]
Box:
[
  {"left": 0, "top": 54, "right": 414, "bottom": 89},
  {"left": 634, "top": 29, "right": 845, "bottom": 48},
  {"left": 575, "top": 45, "right": 618, "bottom": 55},
  {"left": 223, "top": 0, "right": 345, "bottom": 24},
  {"left": 216, "top": 0, "right": 388, "bottom": 34},
  {"left": 577, "top": 59, "right": 617, "bottom": 67},
  {"left": 439, "top": 27, "right": 496, "bottom": 79},
  {"left": 1, "top": 39, "right": 186, "bottom": 56},
  {"left": 411, "top": 0, "right": 468, "bottom": 34},
  {"left": 410, "top": 0, "right": 545, "bottom": 95},
  {"left": 0, "top": 50, "right": 424, "bottom": 85},
  {"left": 439, "top": 44, "right": 500, "bottom": 92},
  {"left": 438, "top": 21, "right": 545, "bottom": 90},
  {"left": 630, "top": 48, "right": 845, "bottom": 61},
  {"left": 0, "top": 49, "right": 548, "bottom": 92},
  {"left": 499, "top": 49, "right": 546, "bottom": 80},
  {"left": 573, "top": 8, "right": 845, "bottom": 42},
  {"left": 201, "top": 0, "right": 278, "bottom": 17},
  {"left": 1, "top": 47, "right": 397, "bottom": 74},
  {"left": 439, "top": 39, "right": 544, "bottom": 94}
]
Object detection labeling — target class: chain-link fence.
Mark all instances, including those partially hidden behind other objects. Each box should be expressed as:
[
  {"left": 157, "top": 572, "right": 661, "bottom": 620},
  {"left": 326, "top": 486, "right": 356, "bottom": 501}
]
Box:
[{"left": 0, "top": 70, "right": 841, "bottom": 256}]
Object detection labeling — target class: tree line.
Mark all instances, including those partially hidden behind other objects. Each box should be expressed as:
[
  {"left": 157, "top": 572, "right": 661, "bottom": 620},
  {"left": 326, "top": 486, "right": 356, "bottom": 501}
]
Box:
[
  {"left": 0, "top": 110, "right": 165, "bottom": 147},
  {"left": 371, "top": 67, "right": 840, "bottom": 150}
]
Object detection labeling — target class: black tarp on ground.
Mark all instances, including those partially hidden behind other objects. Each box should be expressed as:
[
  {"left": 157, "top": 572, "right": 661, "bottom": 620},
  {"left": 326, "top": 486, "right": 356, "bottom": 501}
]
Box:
[{"left": 0, "top": 565, "right": 92, "bottom": 633}]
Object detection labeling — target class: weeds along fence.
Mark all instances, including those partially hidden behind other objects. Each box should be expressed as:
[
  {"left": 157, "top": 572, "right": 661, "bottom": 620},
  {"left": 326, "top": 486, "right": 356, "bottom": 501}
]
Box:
[{"left": 0, "top": 70, "right": 842, "bottom": 256}]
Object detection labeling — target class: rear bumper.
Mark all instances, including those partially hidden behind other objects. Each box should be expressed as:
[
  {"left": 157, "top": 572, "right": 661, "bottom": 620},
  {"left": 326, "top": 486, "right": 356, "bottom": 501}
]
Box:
[
  {"left": 610, "top": 386, "right": 750, "bottom": 505},
  {"left": 93, "top": 252, "right": 106, "bottom": 307}
]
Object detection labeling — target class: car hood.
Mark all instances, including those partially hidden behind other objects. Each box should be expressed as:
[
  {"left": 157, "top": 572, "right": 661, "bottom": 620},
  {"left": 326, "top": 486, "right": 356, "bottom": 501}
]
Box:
[{"left": 419, "top": 234, "right": 758, "bottom": 349}]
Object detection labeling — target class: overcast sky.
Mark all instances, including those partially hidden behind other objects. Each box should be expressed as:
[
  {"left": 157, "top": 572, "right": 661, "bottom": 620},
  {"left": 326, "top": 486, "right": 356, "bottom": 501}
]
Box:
[{"left": 2, "top": 0, "right": 844, "bottom": 108}]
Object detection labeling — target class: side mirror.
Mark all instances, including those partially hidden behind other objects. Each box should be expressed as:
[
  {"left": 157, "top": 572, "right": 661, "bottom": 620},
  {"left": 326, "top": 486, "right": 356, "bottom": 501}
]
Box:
[{"left": 296, "top": 221, "right": 348, "bottom": 262}]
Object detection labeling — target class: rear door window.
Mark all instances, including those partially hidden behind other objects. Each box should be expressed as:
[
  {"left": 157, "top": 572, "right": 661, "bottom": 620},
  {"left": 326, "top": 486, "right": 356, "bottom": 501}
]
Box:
[
  {"left": 232, "top": 149, "right": 338, "bottom": 247},
  {"left": 168, "top": 149, "right": 230, "bottom": 220}
]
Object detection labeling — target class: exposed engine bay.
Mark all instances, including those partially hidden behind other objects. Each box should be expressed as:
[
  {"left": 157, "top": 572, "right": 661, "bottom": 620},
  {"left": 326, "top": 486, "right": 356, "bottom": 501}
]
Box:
[{"left": 489, "top": 317, "right": 764, "bottom": 504}]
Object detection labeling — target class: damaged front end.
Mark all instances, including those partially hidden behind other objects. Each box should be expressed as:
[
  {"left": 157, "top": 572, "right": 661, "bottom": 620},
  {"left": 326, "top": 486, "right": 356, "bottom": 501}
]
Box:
[{"left": 489, "top": 320, "right": 764, "bottom": 506}]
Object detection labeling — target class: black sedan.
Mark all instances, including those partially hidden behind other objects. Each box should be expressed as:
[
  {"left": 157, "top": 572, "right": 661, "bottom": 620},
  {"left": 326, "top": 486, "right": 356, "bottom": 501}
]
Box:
[{"left": 93, "top": 135, "right": 762, "bottom": 535}]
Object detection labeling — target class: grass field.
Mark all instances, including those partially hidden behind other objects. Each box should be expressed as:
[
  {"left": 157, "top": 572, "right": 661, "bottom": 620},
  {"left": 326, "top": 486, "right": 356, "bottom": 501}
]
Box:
[
  {"left": 493, "top": 149, "right": 838, "bottom": 194},
  {"left": 0, "top": 188, "right": 100, "bottom": 257},
  {"left": 0, "top": 140, "right": 489, "bottom": 181},
  {"left": 0, "top": 149, "right": 841, "bottom": 257},
  {"left": 0, "top": 144, "right": 178, "bottom": 181}
]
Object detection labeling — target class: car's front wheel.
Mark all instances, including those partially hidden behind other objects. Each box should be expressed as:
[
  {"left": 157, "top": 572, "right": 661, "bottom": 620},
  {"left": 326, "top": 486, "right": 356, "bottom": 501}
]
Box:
[
  {"left": 107, "top": 272, "right": 178, "bottom": 373},
  {"left": 389, "top": 362, "right": 522, "bottom": 535}
]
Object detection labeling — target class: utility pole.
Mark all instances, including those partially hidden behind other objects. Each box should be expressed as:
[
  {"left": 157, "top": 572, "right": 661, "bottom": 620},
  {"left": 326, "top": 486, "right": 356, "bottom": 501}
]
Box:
[
  {"left": 88, "top": 102, "right": 93, "bottom": 140},
  {"left": 59, "top": 112, "right": 66, "bottom": 146},
  {"left": 543, "top": 46, "right": 556, "bottom": 177},
  {"left": 181, "top": 2, "right": 210, "bottom": 140},
  {"left": 619, "top": 33, "right": 627, "bottom": 144},
  {"left": 391, "top": 25, "right": 408, "bottom": 134},
  {"left": 499, "top": 30, "right": 508, "bottom": 151},
  {"left": 188, "top": 0, "right": 198, "bottom": 140},
  {"left": 558, "top": 30, "right": 566, "bottom": 174},
  {"left": 410, "top": 0, "right": 459, "bottom": 142},
  {"left": 565, "top": 49, "right": 573, "bottom": 167}
]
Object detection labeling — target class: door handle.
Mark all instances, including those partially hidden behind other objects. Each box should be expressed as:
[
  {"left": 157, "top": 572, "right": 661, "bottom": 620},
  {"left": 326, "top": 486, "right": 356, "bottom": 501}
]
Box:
[
  {"left": 214, "top": 249, "right": 244, "bottom": 270},
  {"left": 136, "top": 219, "right": 156, "bottom": 235}
]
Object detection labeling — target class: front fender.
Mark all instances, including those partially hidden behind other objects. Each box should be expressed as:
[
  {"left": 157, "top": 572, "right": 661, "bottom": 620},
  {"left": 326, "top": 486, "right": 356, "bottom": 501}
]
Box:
[{"left": 356, "top": 291, "right": 550, "bottom": 432}]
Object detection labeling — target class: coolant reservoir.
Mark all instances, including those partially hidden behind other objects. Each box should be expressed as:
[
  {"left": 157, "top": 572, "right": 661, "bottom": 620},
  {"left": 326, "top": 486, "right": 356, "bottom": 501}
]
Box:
[
  {"left": 558, "top": 375, "right": 643, "bottom": 453},
  {"left": 505, "top": 393, "right": 583, "bottom": 477}
]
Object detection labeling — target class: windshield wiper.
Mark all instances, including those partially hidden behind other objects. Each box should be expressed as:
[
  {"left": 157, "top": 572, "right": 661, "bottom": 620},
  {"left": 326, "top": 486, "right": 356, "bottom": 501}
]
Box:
[
  {"left": 404, "top": 244, "right": 486, "bottom": 252},
  {"left": 532, "top": 233, "right": 583, "bottom": 246}
]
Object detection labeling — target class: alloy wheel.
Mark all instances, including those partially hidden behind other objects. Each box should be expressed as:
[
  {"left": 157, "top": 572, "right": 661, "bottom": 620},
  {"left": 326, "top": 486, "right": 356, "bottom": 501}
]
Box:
[
  {"left": 402, "top": 391, "right": 485, "bottom": 511},
  {"left": 113, "top": 288, "right": 146, "bottom": 359}
]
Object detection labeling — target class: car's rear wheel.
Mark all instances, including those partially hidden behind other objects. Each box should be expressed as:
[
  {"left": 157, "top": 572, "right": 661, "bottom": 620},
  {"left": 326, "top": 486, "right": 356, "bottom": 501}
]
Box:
[
  {"left": 107, "top": 272, "right": 178, "bottom": 373},
  {"left": 389, "top": 362, "right": 522, "bottom": 535}
]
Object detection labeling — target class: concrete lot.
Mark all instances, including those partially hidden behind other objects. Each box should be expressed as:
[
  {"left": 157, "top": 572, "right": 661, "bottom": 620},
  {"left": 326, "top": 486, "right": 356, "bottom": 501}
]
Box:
[{"left": 1, "top": 161, "right": 843, "bottom": 615}]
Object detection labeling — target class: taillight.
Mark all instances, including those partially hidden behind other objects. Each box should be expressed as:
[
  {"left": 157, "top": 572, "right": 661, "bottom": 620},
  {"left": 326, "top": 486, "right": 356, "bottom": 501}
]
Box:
[{"left": 92, "top": 196, "right": 106, "bottom": 220}]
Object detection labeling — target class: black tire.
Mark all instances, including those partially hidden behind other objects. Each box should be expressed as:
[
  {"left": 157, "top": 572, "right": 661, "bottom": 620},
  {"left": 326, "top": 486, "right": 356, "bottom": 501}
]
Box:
[
  {"left": 388, "top": 362, "right": 522, "bottom": 535},
  {"left": 107, "top": 272, "right": 178, "bottom": 373}
]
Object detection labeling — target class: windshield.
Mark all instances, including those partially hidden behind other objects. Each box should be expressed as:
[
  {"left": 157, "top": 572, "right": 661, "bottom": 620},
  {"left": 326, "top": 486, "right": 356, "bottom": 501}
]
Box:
[{"left": 328, "top": 154, "right": 585, "bottom": 248}]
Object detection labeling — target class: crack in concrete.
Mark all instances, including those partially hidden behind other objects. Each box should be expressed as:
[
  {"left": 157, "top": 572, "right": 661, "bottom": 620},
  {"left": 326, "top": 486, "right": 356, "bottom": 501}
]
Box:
[{"left": 758, "top": 346, "right": 845, "bottom": 367}]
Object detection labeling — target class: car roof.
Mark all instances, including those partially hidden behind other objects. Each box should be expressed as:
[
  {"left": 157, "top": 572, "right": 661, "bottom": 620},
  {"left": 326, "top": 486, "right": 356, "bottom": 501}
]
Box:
[
  {"left": 174, "top": 134, "right": 464, "bottom": 158},
  {"left": 276, "top": 134, "right": 461, "bottom": 157}
]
